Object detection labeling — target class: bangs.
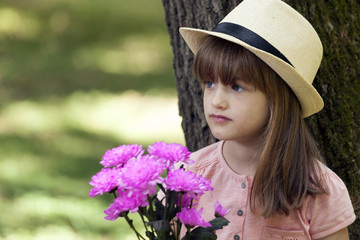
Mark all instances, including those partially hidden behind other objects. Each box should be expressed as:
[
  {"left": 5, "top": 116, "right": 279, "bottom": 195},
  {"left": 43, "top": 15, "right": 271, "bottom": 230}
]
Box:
[{"left": 193, "top": 36, "right": 268, "bottom": 91}]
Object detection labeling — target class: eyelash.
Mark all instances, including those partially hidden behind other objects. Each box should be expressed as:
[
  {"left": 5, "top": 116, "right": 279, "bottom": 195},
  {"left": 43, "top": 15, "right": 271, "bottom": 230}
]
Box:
[
  {"left": 205, "top": 81, "right": 215, "bottom": 88},
  {"left": 204, "top": 81, "right": 244, "bottom": 92},
  {"left": 232, "top": 85, "right": 244, "bottom": 92}
]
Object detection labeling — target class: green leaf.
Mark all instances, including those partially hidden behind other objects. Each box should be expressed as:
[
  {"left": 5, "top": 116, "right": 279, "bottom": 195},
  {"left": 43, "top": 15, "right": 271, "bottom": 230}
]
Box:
[
  {"left": 169, "top": 206, "right": 181, "bottom": 220},
  {"left": 208, "top": 217, "right": 230, "bottom": 231},
  {"left": 182, "top": 227, "right": 217, "bottom": 240},
  {"left": 154, "top": 198, "right": 165, "bottom": 220},
  {"left": 179, "top": 217, "right": 230, "bottom": 240},
  {"left": 148, "top": 220, "right": 171, "bottom": 232},
  {"left": 166, "top": 191, "right": 180, "bottom": 221},
  {"left": 168, "top": 191, "right": 180, "bottom": 209}
]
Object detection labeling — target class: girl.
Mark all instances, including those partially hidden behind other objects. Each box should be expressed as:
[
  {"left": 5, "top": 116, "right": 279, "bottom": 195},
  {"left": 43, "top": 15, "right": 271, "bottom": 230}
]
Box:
[{"left": 179, "top": 0, "right": 356, "bottom": 239}]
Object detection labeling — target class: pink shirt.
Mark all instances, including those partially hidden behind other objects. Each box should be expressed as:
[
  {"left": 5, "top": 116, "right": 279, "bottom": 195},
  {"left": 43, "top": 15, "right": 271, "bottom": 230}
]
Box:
[{"left": 187, "top": 141, "right": 356, "bottom": 240}]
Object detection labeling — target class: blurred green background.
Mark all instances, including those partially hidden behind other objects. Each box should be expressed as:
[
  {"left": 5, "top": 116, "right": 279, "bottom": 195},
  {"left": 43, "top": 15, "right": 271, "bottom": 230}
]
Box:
[{"left": 0, "top": 0, "right": 184, "bottom": 239}]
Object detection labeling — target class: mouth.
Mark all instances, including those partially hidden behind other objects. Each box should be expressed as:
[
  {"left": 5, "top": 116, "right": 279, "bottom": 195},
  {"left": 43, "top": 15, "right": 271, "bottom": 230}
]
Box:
[{"left": 210, "top": 114, "right": 232, "bottom": 123}]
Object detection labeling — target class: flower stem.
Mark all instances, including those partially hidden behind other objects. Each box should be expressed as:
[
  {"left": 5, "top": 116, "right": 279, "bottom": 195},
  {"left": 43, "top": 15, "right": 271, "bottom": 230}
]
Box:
[
  {"left": 184, "top": 226, "right": 192, "bottom": 240},
  {"left": 123, "top": 213, "right": 146, "bottom": 240},
  {"left": 138, "top": 211, "right": 150, "bottom": 233},
  {"left": 164, "top": 190, "right": 169, "bottom": 220},
  {"left": 112, "top": 191, "right": 117, "bottom": 199},
  {"left": 147, "top": 195, "right": 156, "bottom": 219},
  {"left": 157, "top": 183, "right": 166, "bottom": 194},
  {"left": 176, "top": 193, "right": 184, "bottom": 239}
]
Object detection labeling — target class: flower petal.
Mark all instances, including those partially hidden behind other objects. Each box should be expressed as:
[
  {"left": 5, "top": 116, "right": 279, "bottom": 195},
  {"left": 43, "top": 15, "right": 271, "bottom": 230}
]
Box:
[{"left": 176, "top": 208, "right": 211, "bottom": 228}]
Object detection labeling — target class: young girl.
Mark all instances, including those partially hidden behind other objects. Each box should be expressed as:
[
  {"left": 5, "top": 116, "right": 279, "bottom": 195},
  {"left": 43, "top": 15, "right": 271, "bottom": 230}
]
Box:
[{"left": 178, "top": 0, "right": 356, "bottom": 239}]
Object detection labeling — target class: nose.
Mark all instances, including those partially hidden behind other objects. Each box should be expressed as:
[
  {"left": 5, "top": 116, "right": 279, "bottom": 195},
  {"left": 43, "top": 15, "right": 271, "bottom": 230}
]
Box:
[{"left": 212, "top": 86, "right": 229, "bottom": 109}]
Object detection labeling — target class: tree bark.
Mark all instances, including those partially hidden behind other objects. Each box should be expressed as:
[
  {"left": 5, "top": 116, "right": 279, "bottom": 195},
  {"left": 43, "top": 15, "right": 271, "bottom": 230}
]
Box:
[
  {"left": 161, "top": 0, "right": 240, "bottom": 152},
  {"left": 161, "top": 0, "right": 359, "bottom": 238}
]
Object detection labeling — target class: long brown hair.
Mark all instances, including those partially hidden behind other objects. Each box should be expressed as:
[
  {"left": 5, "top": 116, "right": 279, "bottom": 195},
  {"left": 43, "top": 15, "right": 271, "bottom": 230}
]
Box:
[{"left": 193, "top": 36, "right": 328, "bottom": 218}]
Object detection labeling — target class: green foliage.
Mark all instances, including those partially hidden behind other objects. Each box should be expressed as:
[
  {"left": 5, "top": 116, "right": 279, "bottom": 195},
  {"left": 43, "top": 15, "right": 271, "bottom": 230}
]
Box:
[
  {"left": 182, "top": 217, "right": 230, "bottom": 240},
  {"left": 0, "top": 0, "right": 175, "bottom": 105},
  {"left": 0, "top": 0, "right": 179, "bottom": 239}
]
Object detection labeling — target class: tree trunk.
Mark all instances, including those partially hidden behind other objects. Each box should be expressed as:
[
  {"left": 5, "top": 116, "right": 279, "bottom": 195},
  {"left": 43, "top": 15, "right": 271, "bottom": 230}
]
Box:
[{"left": 161, "top": 0, "right": 359, "bottom": 238}]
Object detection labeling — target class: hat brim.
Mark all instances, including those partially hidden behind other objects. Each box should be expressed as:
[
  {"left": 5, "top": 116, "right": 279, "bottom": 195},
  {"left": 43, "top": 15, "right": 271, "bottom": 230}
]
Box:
[{"left": 180, "top": 27, "right": 324, "bottom": 118}]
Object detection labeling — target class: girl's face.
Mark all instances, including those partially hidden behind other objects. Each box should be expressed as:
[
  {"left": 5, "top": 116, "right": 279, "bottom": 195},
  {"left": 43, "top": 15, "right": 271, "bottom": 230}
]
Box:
[{"left": 203, "top": 78, "right": 270, "bottom": 143}]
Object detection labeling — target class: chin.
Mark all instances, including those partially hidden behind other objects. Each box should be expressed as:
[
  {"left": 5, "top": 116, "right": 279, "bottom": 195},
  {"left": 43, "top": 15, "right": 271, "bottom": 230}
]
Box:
[{"left": 210, "top": 133, "right": 228, "bottom": 141}]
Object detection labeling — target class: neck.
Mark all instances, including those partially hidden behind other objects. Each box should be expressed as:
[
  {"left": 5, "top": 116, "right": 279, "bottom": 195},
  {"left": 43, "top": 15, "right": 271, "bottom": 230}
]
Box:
[{"left": 222, "top": 139, "right": 262, "bottom": 176}]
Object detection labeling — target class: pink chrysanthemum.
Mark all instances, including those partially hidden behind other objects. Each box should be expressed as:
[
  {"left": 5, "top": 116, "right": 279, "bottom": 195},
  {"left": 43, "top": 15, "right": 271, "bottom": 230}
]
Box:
[
  {"left": 104, "top": 190, "right": 149, "bottom": 221},
  {"left": 89, "top": 167, "right": 121, "bottom": 197},
  {"left": 176, "top": 192, "right": 194, "bottom": 208},
  {"left": 176, "top": 208, "right": 211, "bottom": 228},
  {"left": 147, "top": 142, "right": 193, "bottom": 168},
  {"left": 100, "top": 144, "right": 144, "bottom": 167},
  {"left": 214, "top": 200, "right": 231, "bottom": 217},
  {"left": 164, "top": 168, "right": 213, "bottom": 197},
  {"left": 119, "top": 155, "right": 165, "bottom": 195}
]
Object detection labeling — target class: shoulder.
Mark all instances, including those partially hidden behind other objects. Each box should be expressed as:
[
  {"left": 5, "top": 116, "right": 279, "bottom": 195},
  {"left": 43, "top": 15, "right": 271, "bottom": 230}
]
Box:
[
  {"left": 191, "top": 140, "right": 222, "bottom": 161},
  {"left": 187, "top": 141, "right": 223, "bottom": 172},
  {"left": 317, "top": 162, "right": 350, "bottom": 193},
  {"left": 313, "top": 162, "right": 353, "bottom": 209},
  {"left": 303, "top": 162, "right": 356, "bottom": 239}
]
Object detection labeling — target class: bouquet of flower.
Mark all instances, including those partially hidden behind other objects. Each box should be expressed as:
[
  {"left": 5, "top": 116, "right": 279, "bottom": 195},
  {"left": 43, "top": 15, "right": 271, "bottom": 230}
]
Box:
[{"left": 89, "top": 142, "right": 230, "bottom": 240}]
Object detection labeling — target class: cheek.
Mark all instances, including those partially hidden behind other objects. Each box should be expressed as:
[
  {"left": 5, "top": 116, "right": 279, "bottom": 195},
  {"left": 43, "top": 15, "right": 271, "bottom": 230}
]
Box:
[
  {"left": 248, "top": 95, "right": 270, "bottom": 126},
  {"left": 203, "top": 93, "right": 210, "bottom": 111},
  {"left": 256, "top": 100, "right": 270, "bottom": 127},
  {"left": 203, "top": 94, "right": 214, "bottom": 125}
]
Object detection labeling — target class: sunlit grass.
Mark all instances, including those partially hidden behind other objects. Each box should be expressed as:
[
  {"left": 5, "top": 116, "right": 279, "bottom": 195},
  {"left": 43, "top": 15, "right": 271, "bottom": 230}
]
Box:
[
  {"left": 0, "top": 7, "right": 41, "bottom": 40},
  {"left": 0, "top": 0, "right": 173, "bottom": 103},
  {"left": 73, "top": 34, "right": 171, "bottom": 75},
  {"left": 0, "top": 91, "right": 184, "bottom": 239},
  {"left": 0, "top": 0, "right": 181, "bottom": 238},
  {"left": 0, "top": 90, "right": 184, "bottom": 144},
  {"left": 1, "top": 191, "right": 146, "bottom": 239}
]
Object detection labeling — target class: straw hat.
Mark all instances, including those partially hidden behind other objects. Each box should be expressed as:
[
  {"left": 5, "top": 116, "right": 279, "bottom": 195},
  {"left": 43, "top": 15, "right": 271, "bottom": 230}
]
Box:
[{"left": 180, "top": 0, "right": 324, "bottom": 117}]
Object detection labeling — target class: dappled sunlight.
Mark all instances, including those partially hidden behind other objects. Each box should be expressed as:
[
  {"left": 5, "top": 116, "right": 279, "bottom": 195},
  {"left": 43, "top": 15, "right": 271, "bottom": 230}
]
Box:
[
  {"left": 65, "top": 90, "right": 185, "bottom": 144},
  {"left": 0, "top": 90, "right": 184, "bottom": 144},
  {"left": 13, "top": 192, "right": 120, "bottom": 228},
  {"left": 0, "top": 0, "right": 180, "bottom": 238},
  {"left": 5, "top": 224, "right": 140, "bottom": 240},
  {"left": 0, "top": 100, "right": 62, "bottom": 134},
  {"left": 72, "top": 34, "right": 170, "bottom": 75},
  {"left": 0, "top": 91, "right": 183, "bottom": 239},
  {"left": 1, "top": 175, "right": 145, "bottom": 239},
  {"left": 0, "top": 155, "right": 41, "bottom": 179},
  {"left": 0, "top": 7, "right": 40, "bottom": 40},
  {"left": 49, "top": 10, "right": 71, "bottom": 34}
]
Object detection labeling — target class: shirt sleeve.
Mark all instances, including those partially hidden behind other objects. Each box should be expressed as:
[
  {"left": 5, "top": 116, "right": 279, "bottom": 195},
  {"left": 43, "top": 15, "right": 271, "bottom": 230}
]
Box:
[{"left": 306, "top": 169, "right": 356, "bottom": 239}]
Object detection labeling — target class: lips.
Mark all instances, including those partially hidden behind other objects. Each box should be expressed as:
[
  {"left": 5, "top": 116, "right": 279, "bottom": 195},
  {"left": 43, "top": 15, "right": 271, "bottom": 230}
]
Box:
[{"left": 210, "top": 114, "right": 232, "bottom": 123}]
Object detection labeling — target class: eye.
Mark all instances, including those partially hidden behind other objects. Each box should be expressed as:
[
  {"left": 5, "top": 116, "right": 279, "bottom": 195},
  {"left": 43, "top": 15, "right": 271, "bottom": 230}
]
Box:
[
  {"left": 232, "top": 84, "right": 244, "bottom": 92},
  {"left": 205, "top": 81, "right": 216, "bottom": 88}
]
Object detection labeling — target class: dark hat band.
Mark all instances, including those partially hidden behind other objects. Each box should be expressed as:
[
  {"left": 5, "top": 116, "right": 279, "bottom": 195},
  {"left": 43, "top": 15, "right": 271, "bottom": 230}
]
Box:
[{"left": 212, "top": 22, "right": 293, "bottom": 67}]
